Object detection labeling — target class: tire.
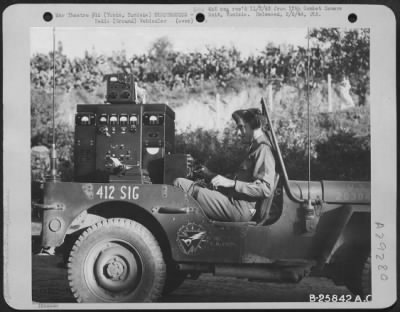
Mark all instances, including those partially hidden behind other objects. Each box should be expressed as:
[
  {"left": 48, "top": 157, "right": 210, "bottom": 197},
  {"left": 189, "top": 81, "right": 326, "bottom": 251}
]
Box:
[
  {"left": 331, "top": 245, "right": 371, "bottom": 297},
  {"left": 346, "top": 255, "right": 371, "bottom": 297},
  {"left": 162, "top": 266, "right": 186, "bottom": 295},
  {"left": 68, "top": 218, "right": 166, "bottom": 302}
]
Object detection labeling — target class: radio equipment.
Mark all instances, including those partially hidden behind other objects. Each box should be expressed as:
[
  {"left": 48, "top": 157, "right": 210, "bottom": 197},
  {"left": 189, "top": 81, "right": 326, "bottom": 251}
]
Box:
[
  {"left": 74, "top": 73, "right": 192, "bottom": 184},
  {"left": 105, "top": 73, "right": 136, "bottom": 104}
]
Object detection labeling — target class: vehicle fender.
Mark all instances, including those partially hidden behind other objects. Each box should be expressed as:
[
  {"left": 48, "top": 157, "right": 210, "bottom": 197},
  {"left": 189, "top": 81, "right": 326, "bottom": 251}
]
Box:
[
  {"left": 286, "top": 180, "right": 371, "bottom": 205},
  {"left": 41, "top": 182, "right": 207, "bottom": 248},
  {"left": 65, "top": 211, "right": 106, "bottom": 234},
  {"left": 322, "top": 181, "right": 371, "bottom": 205},
  {"left": 311, "top": 204, "right": 370, "bottom": 268}
]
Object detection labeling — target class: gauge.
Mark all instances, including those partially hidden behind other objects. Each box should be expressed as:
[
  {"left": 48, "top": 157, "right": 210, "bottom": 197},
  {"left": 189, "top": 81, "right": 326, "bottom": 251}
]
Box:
[
  {"left": 146, "top": 147, "right": 160, "bottom": 155},
  {"left": 76, "top": 113, "right": 95, "bottom": 126},
  {"left": 143, "top": 113, "right": 164, "bottom": 126},
  {"left": 99, "top": 114, "right": 108, "bottom": 125},
  {"left": 110, "top": 115, "right": 118, "bottom": 125},
  {"left": 129, "top": 115, "right": 138, "bottom": 125},
  {"left": 149, "top": 115, "right": 158, "bottom": 125},
  {"left": 119, "top": 115, "right": 128, "bottom": 126}
]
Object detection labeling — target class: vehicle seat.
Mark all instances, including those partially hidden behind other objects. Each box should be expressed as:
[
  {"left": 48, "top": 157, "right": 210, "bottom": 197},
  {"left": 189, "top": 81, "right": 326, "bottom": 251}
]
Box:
[
  {"left": 252, "top": 173, "right": 280, "bottom": 225},
  {"left": 210, "top": 173, "right": 280, "bottom": 227}
]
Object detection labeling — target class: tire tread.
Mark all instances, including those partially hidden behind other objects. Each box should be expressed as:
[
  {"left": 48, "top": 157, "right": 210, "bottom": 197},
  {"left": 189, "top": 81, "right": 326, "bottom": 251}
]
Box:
[{"left": 68, "top": 218, "right": 166, "bottom": 302}]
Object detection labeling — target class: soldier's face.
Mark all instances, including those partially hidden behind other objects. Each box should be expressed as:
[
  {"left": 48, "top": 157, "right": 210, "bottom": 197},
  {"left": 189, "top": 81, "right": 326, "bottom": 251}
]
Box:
[{"left": 236, "top": 121, "right": 253, "bottom": 144}]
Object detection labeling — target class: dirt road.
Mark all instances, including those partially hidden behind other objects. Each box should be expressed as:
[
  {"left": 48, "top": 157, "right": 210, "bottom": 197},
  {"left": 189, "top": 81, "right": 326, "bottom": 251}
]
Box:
[{"left": 32, "top": 253, "right": 352, "bottom": 303}]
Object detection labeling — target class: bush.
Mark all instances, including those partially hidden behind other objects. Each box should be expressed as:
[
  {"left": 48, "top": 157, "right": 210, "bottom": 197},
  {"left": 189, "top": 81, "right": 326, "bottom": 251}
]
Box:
[
  {"left": 313, "top": 130, "right": 370, "bottom": 181},
  {"left": 30, "top": 30, "right": 370, "bottom": 182},
  {"left": 176, "top": 125, "right": 370, "bottom": 182},
  {"left": 175, "top": 126, "right": 246, "bottom": 175}
]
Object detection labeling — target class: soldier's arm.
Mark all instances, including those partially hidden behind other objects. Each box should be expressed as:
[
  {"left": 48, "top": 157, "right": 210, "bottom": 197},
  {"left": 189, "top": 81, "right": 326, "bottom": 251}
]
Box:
[{"left": 234, "top": 144, "right": 275, "bottom": 198}]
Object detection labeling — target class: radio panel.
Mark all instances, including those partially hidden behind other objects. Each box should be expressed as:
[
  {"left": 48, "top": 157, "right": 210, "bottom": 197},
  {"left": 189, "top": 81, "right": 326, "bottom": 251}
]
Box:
[
  {"left": 74, "top": 112, "right": 97, "bottom": 179},
  {"left": 105, "top": 74, "right": 136, "bottom": 104},
  {"left": 74, "top": 103, "right": 175, "bottom": 183}
]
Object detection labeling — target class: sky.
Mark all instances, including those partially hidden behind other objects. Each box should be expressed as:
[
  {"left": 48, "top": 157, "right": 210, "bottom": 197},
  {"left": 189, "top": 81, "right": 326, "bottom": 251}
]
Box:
[{"left": 31, "top": 27, "right": 308, "bottom": 58}]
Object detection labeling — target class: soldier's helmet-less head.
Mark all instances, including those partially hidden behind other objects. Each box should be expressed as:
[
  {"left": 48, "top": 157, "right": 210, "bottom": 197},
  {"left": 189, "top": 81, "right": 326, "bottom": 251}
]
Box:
[
  {"left": 232, "top": 109, "right": 268, "bottom": 143},
  {"left": 232, "top": 108, "right": 269, "bottom": 130}
]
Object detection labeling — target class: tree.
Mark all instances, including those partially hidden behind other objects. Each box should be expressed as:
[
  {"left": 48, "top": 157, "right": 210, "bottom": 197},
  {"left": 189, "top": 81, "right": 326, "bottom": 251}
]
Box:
[
  {"left": 309, "top": 28, "right": 370, "bottom": 105},
  {"left": 147, "top": 37, "right": 174, "bottom": 82}
]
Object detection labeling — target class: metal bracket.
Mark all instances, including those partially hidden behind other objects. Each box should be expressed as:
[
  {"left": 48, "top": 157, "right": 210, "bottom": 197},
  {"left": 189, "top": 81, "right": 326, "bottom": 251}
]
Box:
[
  {"left": 32, "top": 202, "right": 65, "bottom": 211},
  {"left": 303, "top": 199, "right": 322, "bottom": 233},
  {"left": 162, "top": 185, "right": 168, "bottom": 199},
  {"left": 152, "top": 206, "right": 196, "bottom": 214}
]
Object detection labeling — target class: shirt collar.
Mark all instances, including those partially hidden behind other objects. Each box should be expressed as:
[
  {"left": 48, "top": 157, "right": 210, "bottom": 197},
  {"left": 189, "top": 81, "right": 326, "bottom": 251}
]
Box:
[
  {"left": 253, "top": 129, "right": 268, "bottom": 144},
  {"left": 249, "top": 130, "right": 270, "bottom": 152}
]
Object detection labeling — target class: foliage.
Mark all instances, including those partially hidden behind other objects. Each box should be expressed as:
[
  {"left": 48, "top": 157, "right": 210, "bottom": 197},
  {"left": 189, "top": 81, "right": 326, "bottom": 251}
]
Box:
[
  {"left": 175, "top": 112, "right": 370, "bottom": 182},
  {"left": 31, "top": 28, "right": 370, "bottom": 102},
  {"left": 175, "top": 126, "right": 247, "bottom": 175},
  {"left": 309, "top": 28, "right": 370, "bottom": 105},
  {"left": 30, "top": 28, "right": 370, "bottom": 182},
  {"left": 313, "top": 129, "right": 370, "bottom": 180}
]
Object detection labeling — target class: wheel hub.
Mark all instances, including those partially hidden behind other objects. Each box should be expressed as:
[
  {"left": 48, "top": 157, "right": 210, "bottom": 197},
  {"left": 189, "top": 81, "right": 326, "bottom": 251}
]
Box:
[
  {"left": 91, "top": 244, "right": 141, "bottom": 293},
  {"left": 105, "top": 257, "right": 126, "bottom": 280}
]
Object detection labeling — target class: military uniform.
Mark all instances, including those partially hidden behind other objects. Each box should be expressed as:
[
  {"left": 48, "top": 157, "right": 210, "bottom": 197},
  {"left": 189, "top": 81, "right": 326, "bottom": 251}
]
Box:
[{"left": 174, "top": 131, "right": 275, "bottom": 222}]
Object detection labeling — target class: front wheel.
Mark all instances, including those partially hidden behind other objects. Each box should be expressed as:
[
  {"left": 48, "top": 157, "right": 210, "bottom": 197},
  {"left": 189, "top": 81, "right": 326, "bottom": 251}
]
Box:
[{"left": 68, "top": 218, "right": 166, "bottom": 302}]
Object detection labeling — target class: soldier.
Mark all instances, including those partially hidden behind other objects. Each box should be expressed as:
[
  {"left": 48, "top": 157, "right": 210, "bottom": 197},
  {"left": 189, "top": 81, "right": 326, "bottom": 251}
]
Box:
[{"left": 174, "top": 108, "right": 276, "bottom": 222}]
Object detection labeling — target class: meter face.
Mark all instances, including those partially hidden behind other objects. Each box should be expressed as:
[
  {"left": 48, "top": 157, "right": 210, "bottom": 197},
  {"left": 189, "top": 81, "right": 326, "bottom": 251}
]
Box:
[
  {"left": 143, "top": 113, "right": 164, "bottom": 126},
  {"left": 81, "top": 116, "right": 89, "bottom": 124},
  {"left": 99, "top": 115, "right": 108, "bottom": 125},
  {"left": 129, "top": 115, "right": 138, "bottom": 125},
  {"left": 76, "top": 113, "right": 95, "bottom": 126},
  {"left": 119, "top": 115, "right": 128, "bottom": 126},
  {"left": 110, "top": 115, "right": 118, "bottom": 125},
  {"left": 149, "top": 115, "right": 157, "bottom": 124}
]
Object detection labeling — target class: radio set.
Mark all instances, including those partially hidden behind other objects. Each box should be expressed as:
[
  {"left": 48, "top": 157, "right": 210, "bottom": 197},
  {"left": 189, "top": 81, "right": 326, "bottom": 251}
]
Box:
[
  {"left": 105, "top": 73, "right": 137, "bottom": 104},
  {"left": 74, "top": 73, "right": 193, "bottom": 183}
]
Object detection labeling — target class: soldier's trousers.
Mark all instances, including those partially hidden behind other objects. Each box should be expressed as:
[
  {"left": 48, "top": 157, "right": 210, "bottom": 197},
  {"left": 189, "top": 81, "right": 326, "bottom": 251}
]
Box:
[{"left": 173, "top": 178, "right": 252, "bottom": 222}]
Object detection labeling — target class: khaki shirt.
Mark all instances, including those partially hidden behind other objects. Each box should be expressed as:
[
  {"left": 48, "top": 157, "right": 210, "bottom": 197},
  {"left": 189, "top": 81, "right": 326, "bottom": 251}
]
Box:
[{"left": 230, "top": 132, "right": 276, "bottom": 211}]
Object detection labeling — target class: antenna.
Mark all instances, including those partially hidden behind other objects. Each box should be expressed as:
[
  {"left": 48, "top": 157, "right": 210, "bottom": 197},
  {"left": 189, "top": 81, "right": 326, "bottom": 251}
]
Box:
[
  {"left": 307, "top": 28, "right": 311, "bottom": 199},
  {"left": 305, "top": 27, "right": 314, "bottom": 218},
  {"left": 49, "top": 26, "right": 59, "bottom": 181}
]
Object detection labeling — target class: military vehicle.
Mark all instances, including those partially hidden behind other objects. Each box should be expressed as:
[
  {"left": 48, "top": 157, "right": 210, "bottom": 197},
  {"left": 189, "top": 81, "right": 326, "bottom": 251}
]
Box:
[{"left": 35, "top": 73, "right": 371, "bottom": 303}]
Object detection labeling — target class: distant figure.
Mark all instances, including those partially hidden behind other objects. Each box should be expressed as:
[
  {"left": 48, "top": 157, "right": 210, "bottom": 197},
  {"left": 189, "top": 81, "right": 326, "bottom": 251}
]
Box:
[
  {"left": 31, "top": 145, "right": 50, "bottom": 183},
  {"left": 338, "top": 77, "right": 355, "bottom": 110},
  {"left": 135, "top": 83, "right": 147, "bottom": 104},
  {"left": 31, "top": 145, "right": 50, "bottom": 236}
]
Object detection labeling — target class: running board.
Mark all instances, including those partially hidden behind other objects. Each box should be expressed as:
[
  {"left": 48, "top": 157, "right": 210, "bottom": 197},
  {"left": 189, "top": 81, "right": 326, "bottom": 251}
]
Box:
[
  {"left": 214, "top": 264, "right": 313, "bottom": 283},
  {"left": 177, "top": 262, "right": 314, "bottom": 283}
]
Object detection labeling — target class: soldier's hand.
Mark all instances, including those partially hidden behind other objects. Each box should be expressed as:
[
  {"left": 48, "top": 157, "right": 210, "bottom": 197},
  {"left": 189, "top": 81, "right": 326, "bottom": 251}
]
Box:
[
  {"left": 211, "top": 175, "right": 235, "bottom": 189},
  {"left": 194, "top": 165, "right": 216, "bottom": 179}
]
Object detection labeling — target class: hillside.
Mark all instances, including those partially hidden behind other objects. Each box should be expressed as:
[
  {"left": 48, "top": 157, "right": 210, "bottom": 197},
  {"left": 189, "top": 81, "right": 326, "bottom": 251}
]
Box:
[
  {"left": 32, "top": 78, "right": 369, "bottom": 134},
  {"left": 30, "top": 28, "right": 370, "bottom": 181}
]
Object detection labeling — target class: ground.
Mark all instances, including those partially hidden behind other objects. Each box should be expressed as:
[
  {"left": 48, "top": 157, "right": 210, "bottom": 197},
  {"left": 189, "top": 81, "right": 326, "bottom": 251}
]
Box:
[{"left": 32, "top": 243, "right": 352, "bottom": 303}]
